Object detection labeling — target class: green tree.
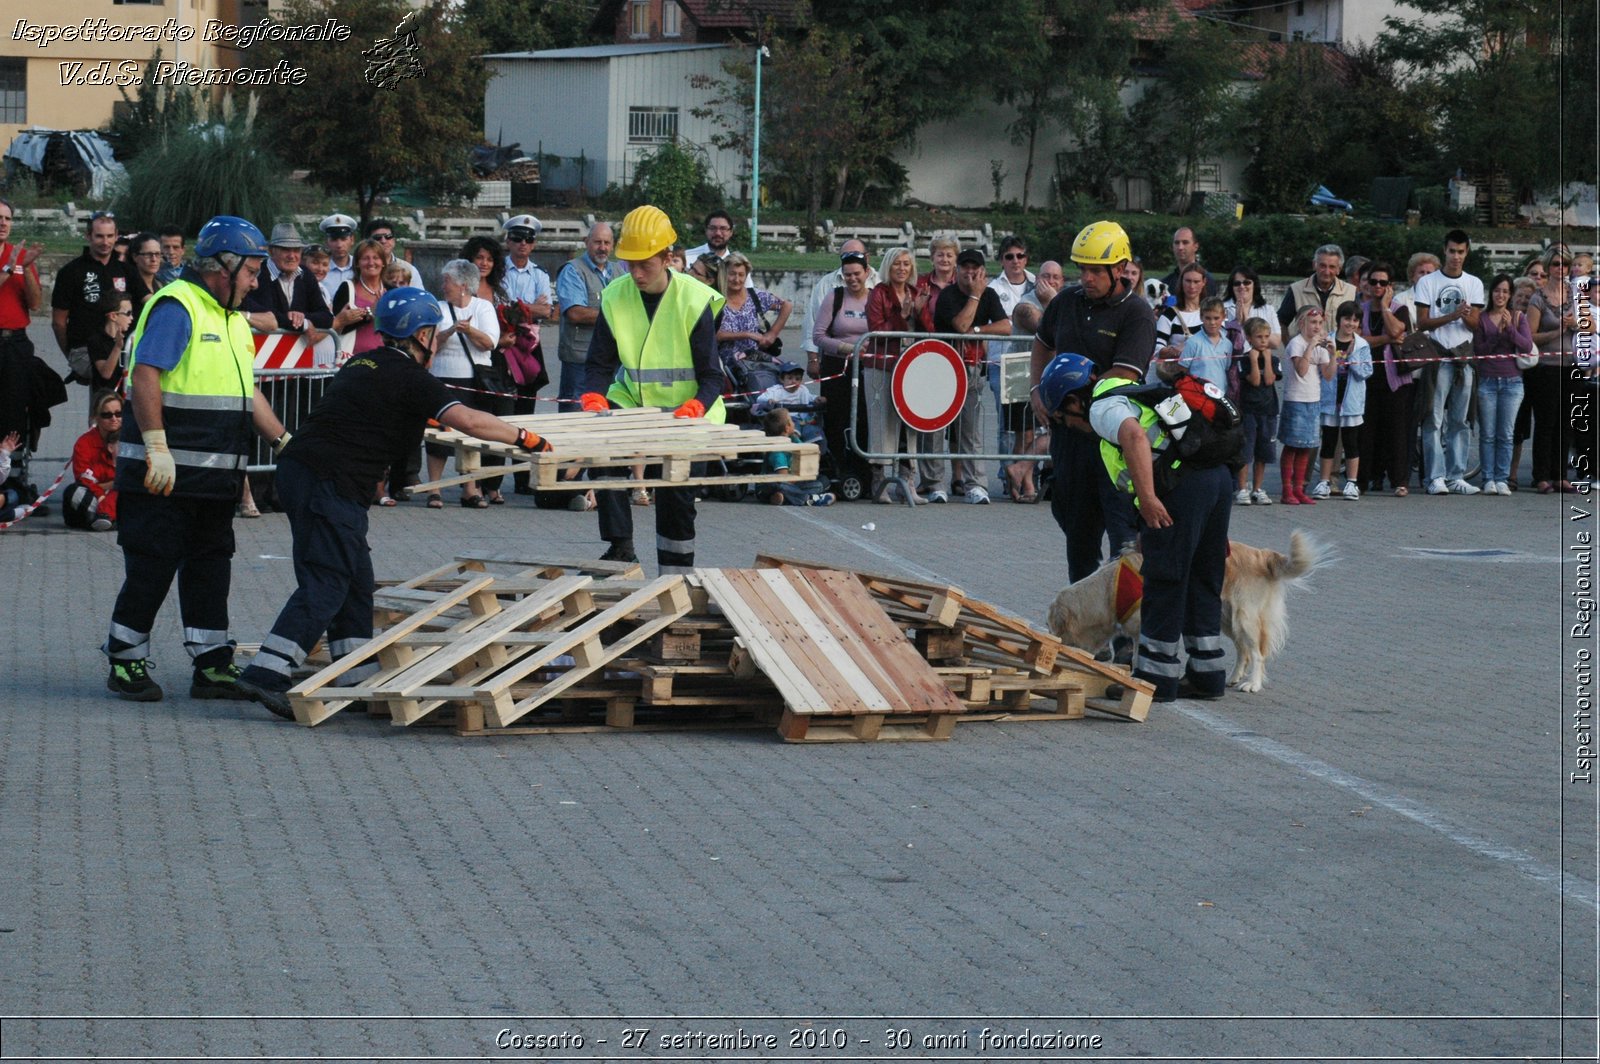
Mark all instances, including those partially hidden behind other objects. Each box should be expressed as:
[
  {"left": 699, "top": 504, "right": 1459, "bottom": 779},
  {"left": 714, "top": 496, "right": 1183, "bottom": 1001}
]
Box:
[
  {"left": 1121, "top": 13, "right": 1239, "bottom": 213},
  {"left": 113, "top": 93, "right": 290, "bottom": 234},
  {"left": 460, "top": 0, "right": 599, "bottom": 56},
  {"left": 253, "top": 0, "right": 489, "bottom": 222},
  {"left": 690, "top": 24, "right": 895, "bottom": 236},
  {"left": 106, "top": 50, "right": 201, "bottom": 162},
  {"left": 1380, "top": 0, "right": 1566, "bottom": 219},
  {"left": 1238, "top": 43, "right": 1343, "bottom": 213},
  {"left": 1317, "top": 42, "right": 1441, "bottom": 199},
  {"left": 629, "top": 141, "right": 721, "bottom": 239},
  {"left": 991, "top": 0, "right": 1157, "bottom": 212}
]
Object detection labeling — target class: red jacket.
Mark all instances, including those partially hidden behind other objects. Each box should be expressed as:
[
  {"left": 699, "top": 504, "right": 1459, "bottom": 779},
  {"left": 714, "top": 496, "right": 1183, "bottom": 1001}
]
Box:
[{"left": 72, "top": 428, "right": 117, "bottom": 522}]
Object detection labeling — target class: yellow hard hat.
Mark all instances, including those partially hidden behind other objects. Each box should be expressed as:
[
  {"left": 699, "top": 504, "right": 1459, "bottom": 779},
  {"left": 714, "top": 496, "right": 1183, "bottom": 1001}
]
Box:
[
  {"left": 614, "top": 205, "right": 678, "bottom": 261},
  {"left": 1070, "top": 220, "right": 1132, "bottom": 267}
]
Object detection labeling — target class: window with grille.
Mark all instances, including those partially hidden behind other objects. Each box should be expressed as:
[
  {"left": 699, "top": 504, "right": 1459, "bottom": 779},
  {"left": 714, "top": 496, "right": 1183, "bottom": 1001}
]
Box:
[
  {"left": 662, "top": 1, "right": 681, "bottom": 36},
  {"left": 629, "top": 0, "right": 649, "bottom": 37},
  {"left": 0, "top": 59, "right": 25, "bottom": 124},
  {"left": 628, "top": 107, "right": 678, "bottom": 144}
]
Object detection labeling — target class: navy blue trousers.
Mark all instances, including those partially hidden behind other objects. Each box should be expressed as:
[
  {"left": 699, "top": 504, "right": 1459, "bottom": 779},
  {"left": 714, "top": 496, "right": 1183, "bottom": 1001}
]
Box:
[
  {"left": 242, "top": 457, "right": 373, "bottom": 690},
  {"left": 1133, "top": 464, "right": 1234, "bottom": 701},
  {"left": 106, "top": 492, "right": 237, "bottom": 668}
]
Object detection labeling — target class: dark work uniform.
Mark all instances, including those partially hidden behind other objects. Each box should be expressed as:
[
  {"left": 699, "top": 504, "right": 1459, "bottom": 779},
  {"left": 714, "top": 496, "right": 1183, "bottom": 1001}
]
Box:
[
  {"left": 1035, "top": 283, "right": 1156, "bottom": 583},
  {"left": 239, "top": 347, "right": 459, "bottom": 693},
  {"left": 52, "top": 249, "right": 132, "bottom": 380}
]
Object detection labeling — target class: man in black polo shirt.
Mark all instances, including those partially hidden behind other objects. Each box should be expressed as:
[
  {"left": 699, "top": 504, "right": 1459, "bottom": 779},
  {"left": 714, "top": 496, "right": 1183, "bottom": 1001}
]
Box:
[
  {"left": 52, "top": 211, "right": 133, "bottom": 384},
  {"left": 234, "top": 287, "right": 552, "bottom": 719},
  {"left": 1030, "top": 220, "right": 1155, "bottom": 584},
  {"left": 927, "top": 248, "right": 1011, "bottom": 504}
]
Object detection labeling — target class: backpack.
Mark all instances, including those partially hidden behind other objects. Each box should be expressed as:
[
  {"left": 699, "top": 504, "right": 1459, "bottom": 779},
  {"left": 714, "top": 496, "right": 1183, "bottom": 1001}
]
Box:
[{"left": 1095, "top": 372, "right": 1244, "bottom": 492}]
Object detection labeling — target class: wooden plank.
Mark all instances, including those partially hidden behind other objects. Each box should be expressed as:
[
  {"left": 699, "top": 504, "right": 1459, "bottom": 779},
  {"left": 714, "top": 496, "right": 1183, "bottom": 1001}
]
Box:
[
  {"left": 783, "top": 568, "right": 966, "bottom": 717},
  {"left": 480, "top": 577, "right": 694, "bottom": 728},
  {"left": 288, "top": 575, "right": 499, "bottom": 726},
  {"left": 695, "top": 569, "right": 831, "bottom": 713},
  {"left": 719, "top": 569, "right": 873, "bottom": 715},
  {"left": 754, "top": 569, "right": 895, "bottom": 712}
]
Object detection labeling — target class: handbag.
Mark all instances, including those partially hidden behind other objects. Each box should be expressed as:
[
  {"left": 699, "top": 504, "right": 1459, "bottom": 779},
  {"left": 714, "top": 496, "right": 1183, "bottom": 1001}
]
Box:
[
  {"left": 756, "top": 299, "right": 784, "bottom": 358},
  {"left": 1395, "top": 331, "right": 1436, "bottom": 374},
  {"left": 1515, "top": 342, "right": 1541, "bottom": 371}
]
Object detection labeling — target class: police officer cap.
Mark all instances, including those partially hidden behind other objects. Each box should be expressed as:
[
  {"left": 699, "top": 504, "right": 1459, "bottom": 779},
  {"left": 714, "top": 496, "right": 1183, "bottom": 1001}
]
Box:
[
  {"left": 319, "top": 213, "right": 358, "bottom": 237},
  {"left": 504, "top": 214, "right": 543, "bottom": 240}
]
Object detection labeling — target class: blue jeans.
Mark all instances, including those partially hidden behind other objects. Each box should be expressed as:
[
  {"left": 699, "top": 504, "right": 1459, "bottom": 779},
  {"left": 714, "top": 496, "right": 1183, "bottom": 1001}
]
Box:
[
  {"left": 1477, "top": 376, "right": 1524, "bottom": 484},
  {"left": 557, "top": 360, "right": 586, "bottom": 413},
  {"left": 1422, "top": 354, "right": 1474, "bottom": 482}
]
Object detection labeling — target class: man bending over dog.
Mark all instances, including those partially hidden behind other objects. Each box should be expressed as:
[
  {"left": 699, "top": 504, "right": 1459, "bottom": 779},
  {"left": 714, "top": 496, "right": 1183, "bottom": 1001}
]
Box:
[{"left": 1036, "top": 352, "right": 1238, "bottom": 704}]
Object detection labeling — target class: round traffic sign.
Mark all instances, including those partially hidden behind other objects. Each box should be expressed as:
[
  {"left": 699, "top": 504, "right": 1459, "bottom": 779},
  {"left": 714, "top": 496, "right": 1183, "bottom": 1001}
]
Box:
[{"left": 891, "top": 339, "right": 968, "bottom": 433}]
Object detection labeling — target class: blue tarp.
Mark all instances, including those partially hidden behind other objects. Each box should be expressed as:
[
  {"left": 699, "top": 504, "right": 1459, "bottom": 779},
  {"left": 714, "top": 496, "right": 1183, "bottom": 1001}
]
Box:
[
  {"left": 4, "top": 129, "right": 126, "bottom": 199},
  {"left": 1310, "top": 185, "right": 1352, "bottom": 212}
]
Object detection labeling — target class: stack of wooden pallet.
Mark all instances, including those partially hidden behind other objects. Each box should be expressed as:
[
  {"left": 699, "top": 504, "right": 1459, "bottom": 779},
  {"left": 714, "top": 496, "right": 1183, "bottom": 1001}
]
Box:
[
  {"left": 279, "top": 552, "right": 1154, "bottom": 742},
  {"left": 416, "top": 408, "right": 820, "bottom": 495}
]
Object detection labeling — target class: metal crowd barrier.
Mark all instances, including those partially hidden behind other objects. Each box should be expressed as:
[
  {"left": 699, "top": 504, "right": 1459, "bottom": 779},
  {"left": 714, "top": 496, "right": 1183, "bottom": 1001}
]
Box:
[
  {"left": 841, "top": 329, "right": 1050, "bottom": 466},
  {"left": 247, "top": 367, "right": 335, "bottom": 473}
]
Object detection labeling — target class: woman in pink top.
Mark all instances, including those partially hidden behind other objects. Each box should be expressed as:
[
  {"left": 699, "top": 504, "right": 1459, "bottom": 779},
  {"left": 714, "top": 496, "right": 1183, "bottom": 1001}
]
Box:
[
  {"left": 329, "top": 239, "right": 391, "bottom": 358},
  {"left": 812, "top": 251, "right": 874, "bottom": 497}
]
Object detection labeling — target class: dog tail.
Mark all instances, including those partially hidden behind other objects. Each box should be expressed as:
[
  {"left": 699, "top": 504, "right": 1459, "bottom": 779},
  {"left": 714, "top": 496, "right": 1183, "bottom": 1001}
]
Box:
[{"left": 1276, "top": 529, "right": 1332, "bottom": 586}]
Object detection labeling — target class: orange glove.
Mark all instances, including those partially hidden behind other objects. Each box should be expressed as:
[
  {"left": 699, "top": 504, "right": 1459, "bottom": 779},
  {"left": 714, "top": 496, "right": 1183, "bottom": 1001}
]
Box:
[
  {"left": 516, "top": 429, "right": 552, "bottom": 453},
  {"left": 673, "top": 398, "right": 706, "bottom": 419},
  {"left": 579, "top": 392, "right": 610, "bottom": 413}
]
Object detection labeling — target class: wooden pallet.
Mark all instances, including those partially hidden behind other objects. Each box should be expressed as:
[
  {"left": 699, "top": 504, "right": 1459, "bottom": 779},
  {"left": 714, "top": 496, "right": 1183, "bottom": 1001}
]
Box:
[
  {"left": 415, "top": 407, "right": 820, "bottom": 494},
  {"left": 697, "top": 567, "right": 969, "bottom": 742},
  {"left": 755, "top": 553, "right": 1154, "bottom": 723}
]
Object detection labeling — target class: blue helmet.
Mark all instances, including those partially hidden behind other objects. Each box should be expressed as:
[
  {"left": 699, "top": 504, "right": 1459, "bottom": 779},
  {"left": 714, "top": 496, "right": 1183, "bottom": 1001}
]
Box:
[
  {"left": 1038, "top": 352, "right": 1096, "bottom": 413},
  {"left": 194, "top": 216, "right": 267, "bottom": 260},
  {"left": 375, "top": 286, "right": 443, "bottom": 340}
]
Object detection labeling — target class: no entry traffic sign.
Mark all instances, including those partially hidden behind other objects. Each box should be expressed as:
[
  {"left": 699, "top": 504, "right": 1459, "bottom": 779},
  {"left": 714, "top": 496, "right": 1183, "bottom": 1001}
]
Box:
[{"left": 891, "top": 339, "right": 968, "bottom": 433}]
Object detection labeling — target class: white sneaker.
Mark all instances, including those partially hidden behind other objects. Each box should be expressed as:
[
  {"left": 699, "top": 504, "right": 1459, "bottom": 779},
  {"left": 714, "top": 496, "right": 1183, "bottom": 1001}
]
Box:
[
  {"left": 1250, "top": 489, "right": 1273, "bottom": 506},
  {"left": 1448, "top": 478, "right": 1481, "bottom": 495},
  {"left": 1310, "top": 480, "right": 1331, "bottom": 499},
  {"left": 1481, "top": 481, "right": 1499, "bottom": 495},
  {"left": 925, "top": 489, "right": 948, "bottom": 504},
  {"left": 964, "top": 485, "right": 991, "bottom": 505},
  {"left": 1342, "top": 481, "right": 1360, "bottom": 500},
  {"left": 1495, "top": 481, "right": 1513, "bottom": 496},
  {"left": 1234, "top": 488, "right": 1252, "bottom": 505},
  {"left": 1426, "top": 477, "right": 1449, "bottom": 495}
]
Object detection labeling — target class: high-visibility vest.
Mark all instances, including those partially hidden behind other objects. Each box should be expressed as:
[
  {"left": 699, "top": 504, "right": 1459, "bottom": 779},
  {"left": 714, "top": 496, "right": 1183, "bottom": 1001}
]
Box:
[
  {"left": 602, "top": 273, "right": 726, "bottom": 423},
  {"left": 118, "top": 277, "right": 255, "bottom": 499},
  {"left": 1093, "top": 377, "right": 1171, "bottom": 501}
]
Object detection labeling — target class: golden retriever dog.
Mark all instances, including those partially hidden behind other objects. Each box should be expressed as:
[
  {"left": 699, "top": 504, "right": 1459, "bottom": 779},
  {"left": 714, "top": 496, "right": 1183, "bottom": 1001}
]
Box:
[{"left": 1046, "top": 531, "right": 1327, "bottom": 693}]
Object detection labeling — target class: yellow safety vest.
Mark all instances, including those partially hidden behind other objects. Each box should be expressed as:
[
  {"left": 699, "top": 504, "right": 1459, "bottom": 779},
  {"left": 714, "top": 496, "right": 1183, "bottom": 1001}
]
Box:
[
  {"left": 601, "top": 272, "right": 726, "bottom": 423},
  {"left": 1093, "top": 377, "right": 1171, "bottom": 502},
  {"left": 119, "top": 277, "right": 256, "bottom": 499}
]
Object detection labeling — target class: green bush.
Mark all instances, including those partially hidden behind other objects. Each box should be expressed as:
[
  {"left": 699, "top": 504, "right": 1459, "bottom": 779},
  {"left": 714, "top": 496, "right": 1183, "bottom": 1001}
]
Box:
[
  {"left": 629, "top": 141, "right": 723, "bottom": 242},
  {"left": 113, "top": 96, "right": 289, "bottom": 235}
]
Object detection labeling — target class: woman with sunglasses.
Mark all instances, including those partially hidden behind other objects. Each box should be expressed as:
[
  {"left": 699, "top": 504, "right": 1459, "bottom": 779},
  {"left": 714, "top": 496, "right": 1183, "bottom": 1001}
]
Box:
[
  {"left": 64, "top": 390, "right": 123, "bottom": 531},
  {"left": 1223, "top": 266, "right": 1278, "bottom": 346}
]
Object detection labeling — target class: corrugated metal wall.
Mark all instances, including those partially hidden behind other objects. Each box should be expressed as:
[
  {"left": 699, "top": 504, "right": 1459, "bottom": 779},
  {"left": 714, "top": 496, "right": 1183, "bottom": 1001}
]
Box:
[
  {"left": 604, "top": 47, "right": 745, "bottom": 196},
  {"left": 485, "top": 58, "right": 613, "bottom": 195}
]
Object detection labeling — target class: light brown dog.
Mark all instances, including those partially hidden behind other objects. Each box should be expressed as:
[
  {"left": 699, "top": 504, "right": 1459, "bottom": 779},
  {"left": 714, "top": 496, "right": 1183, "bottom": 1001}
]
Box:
[{"left": 1046, "top": 531, "right": 1327, "bottom": 693}]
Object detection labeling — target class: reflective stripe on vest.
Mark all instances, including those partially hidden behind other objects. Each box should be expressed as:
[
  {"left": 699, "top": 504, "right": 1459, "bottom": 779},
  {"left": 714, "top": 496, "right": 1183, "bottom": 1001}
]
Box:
[
  {"left": 602, "top": 273, "right": 727, "bottom": 423},
  {"left": 119, "top": 278, "right": 255, "bottom": 499},
  {"left": 1093, "top": 378, "right": 1170, "bottom": 498}
]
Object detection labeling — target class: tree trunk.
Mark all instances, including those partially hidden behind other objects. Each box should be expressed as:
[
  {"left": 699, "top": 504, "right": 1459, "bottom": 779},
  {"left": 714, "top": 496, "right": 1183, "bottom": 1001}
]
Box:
[
  {"left": 1021, "top": 120, "right": 1038, "bottom": 213},
  {"left": 829, "top": 162, "right": 851, "bottom": 211}
]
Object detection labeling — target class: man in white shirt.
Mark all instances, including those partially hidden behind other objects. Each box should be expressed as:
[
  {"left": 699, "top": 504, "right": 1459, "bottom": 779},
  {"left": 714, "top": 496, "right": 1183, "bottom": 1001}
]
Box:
[
  {"left": 317, "top": 213, "right": 358, "bottom": 304},
  {"left": 986, "top": 236, "right": 1037, "bottom": 459},
  {"left": 684, "top": 210, "right": 735, "bottom": 269},
  {"left": 799, "top": 238, "right": 879, "bottom": 375},
  {"left": 500, "top": 214, "right": 557, "bottom": 319},
  {"left": 1411, "top": 228, "right": 1485, "bottom": 495}
]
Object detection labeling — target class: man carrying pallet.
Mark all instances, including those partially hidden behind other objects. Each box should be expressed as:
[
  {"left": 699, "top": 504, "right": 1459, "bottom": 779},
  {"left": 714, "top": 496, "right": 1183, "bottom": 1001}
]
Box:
[
  {"left": 233, "top": 288, "right": 552, "bottom": 718},
  {"left": 579, "top": 204, "right": 726, "bottom": 572}
]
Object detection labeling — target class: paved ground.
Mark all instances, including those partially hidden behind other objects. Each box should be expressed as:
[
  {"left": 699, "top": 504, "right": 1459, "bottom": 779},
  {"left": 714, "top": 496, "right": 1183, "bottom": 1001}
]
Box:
[{"left": 1, "top": 322, "right": 1595, "bottom": 1062}]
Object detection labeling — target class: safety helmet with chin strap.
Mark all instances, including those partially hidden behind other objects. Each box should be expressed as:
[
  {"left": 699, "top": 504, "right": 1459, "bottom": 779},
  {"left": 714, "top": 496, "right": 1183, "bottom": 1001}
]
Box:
[
  {"left": 375, "top": 287, "right": 443, "bottom": 355},
  {"left": 1039, "top": 352, "right": 1097, "bottom": 414}
]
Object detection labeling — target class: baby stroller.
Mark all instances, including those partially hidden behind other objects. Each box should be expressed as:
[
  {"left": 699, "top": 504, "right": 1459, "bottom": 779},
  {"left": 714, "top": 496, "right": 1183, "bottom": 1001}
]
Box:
[{"left": 0, "top": 334, "right": 68, "bottom": 518}]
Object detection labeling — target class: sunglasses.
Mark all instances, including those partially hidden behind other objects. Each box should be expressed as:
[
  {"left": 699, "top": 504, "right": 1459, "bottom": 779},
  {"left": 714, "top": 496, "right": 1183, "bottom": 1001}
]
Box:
[
  {"left": 91, "top": 210, "right": 116, "bottom": 221},
  {"left": 1002, "top": 252, "right": 1027, "bottom": 261},
  {"left": 98, "top": 410, "right": 123, "bottom": 420},
  {"left": 1231, "top": 278, "right": 1253, "bottom": 286},
  {"left": 839, "top": 253, "right": 868, "bottom": 267},
  {"left": 507, "top": 233, "right": 536, "bottom": 243},
  {"left": 371, "top": 232, "right": 395, "bottom": 241},
  {"left": 1368, "top": 278, "right": 1391, "bottom": 287}
]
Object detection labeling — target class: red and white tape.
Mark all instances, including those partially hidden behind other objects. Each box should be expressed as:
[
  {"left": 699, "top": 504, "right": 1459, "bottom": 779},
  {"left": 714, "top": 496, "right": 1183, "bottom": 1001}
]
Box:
[{"left": 0, "top": 459, "right": 71, "bottom": 532}]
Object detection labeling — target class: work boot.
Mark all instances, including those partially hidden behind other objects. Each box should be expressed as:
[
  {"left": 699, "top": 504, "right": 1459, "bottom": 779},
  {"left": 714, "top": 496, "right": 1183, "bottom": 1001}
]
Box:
[
  {"left": 234, "top": 666, "right": 295, "bottom": 720},
  {"left": 600, "top": 541, "right": 638, "bottom": 564},
  {"left": 190, "top": 662, "right": 255, "bottom": 701},
  {"left": 107, "top": 659, "right": 163, "bottom": 702}
]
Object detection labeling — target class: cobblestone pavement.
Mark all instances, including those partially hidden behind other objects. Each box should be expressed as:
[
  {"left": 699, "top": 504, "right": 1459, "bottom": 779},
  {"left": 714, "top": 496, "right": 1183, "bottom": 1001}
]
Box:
[{"left": 1, "top": 323, "right": 1594, "bottom": 1061}]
